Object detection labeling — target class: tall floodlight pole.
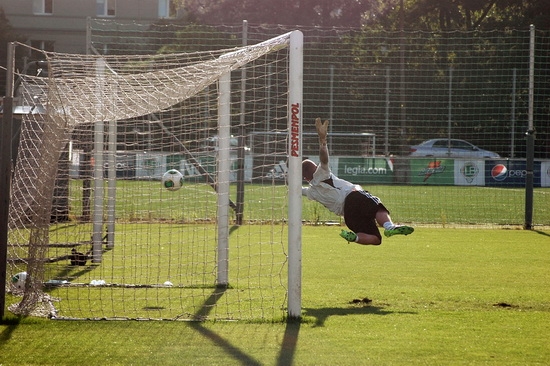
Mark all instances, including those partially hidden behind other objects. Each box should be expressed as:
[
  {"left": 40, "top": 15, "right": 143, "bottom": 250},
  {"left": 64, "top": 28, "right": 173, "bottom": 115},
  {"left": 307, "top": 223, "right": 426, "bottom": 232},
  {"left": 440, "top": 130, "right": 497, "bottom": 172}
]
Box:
[{"left": 524, "top": 25, "right": 536, "bottom": 230}]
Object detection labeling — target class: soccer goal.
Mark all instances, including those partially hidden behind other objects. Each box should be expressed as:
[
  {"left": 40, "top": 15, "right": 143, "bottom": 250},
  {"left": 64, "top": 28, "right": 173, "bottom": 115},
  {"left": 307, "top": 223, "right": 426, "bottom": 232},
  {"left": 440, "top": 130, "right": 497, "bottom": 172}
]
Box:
[{"left": 2, "top": 31, "right": 303, "bottom": 320}]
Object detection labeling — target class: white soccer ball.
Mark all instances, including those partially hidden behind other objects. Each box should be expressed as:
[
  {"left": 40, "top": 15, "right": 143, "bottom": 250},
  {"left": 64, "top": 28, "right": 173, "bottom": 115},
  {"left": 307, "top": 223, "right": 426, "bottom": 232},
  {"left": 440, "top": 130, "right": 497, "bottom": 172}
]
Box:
[
  {"left": 161, "top": 169, "right": 184, "bottom": 191},
  {"left": 11, "top": 271, "right": 27, "bottom": 291}
]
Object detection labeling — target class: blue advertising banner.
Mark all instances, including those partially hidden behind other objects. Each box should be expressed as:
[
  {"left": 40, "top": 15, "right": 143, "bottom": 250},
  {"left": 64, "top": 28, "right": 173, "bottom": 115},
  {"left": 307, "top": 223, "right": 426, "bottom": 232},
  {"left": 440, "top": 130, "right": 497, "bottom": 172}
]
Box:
[{"left": 485, "top": 160, "right": 541, "bottom": 187}]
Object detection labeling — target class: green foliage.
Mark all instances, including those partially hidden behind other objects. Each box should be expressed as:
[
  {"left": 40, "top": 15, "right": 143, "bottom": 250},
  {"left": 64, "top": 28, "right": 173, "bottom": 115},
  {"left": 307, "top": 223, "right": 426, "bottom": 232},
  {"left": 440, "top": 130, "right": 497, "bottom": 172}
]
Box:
[
  {"left": 182, "top": 0, "right": 370, "bottom": 27},
  {"left": 306, "top": 28, "right": 547, "bottom": 156},
  {"left": 180, "top": 0, "right": 550, "bottom": 31},
  {"left": 86, "top": 21, "right": 550, "bottom": 158},
  {"left": 153, "top": 23, "right": 241, "bottom": 54}
]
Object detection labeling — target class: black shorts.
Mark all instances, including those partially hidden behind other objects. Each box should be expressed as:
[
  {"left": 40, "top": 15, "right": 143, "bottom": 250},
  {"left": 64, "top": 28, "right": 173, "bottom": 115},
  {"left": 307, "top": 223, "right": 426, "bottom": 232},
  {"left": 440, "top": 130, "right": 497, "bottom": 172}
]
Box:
[{"left": 343, "top": 190, "right": 389, "bottom": 240}]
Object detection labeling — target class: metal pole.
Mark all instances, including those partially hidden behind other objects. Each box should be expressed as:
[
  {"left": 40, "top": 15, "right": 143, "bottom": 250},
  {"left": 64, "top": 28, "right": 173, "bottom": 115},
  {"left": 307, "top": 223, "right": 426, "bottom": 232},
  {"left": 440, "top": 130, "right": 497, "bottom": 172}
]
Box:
[
  {"left": 217, "top": 72, "right": 231, "bottom": 286},
  {"left": 524, "top": 25, "right": 536, "bottom": 230},
  {"left": 329, "top": 65, "right": 334, "bottom": 151},
  {"left": 86, "top": 17, "right": 91, "bottom": 55},
  {"left": 0, "top": 42, "right": 16, "bottom": 319},
  {"left": 397, "top": 0, "right": 408, "bottom": 183},
  {"left": 92, "top": 59, "right": 105, "bottom": 263},
  {"left": 447, "top": 66, "right": 453, "bottom": 155},
  {"left": 399, "top": 0, "right": 406, "bottom": 148},
  {"left": 236, "top": 20, "right": 248, "bottom": 226},
  {"left": 106, "top": 117, "right": 116, "bottom": 249},
  {"left": 266, "top": 64, "right": 271, "bottom": 153},
  {"left": 385, "top": 66, "right": 390, "bottom": 156},
  {"left": 511, "top": 68, "right": 516, "bottom": 158}
]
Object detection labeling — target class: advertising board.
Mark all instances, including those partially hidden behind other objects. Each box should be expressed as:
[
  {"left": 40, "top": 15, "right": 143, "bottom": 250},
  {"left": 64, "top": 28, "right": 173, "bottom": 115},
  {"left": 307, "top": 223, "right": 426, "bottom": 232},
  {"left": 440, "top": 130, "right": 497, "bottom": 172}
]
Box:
[
  {"left": 410, "top": 158, "right": 454, "bottom": 185},
  {"left": 336, "top": 157, "right": 395, "bottom": 184}
]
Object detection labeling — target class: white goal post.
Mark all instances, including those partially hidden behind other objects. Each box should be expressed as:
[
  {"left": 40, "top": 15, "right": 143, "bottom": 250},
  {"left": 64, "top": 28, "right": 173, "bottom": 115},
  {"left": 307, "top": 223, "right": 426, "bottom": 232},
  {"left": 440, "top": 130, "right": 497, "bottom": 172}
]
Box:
[
  {"left": 287, "top": 30, "right": 303, "bottom": 319},
  {"left": 3, "top": 30, "right": 303, "bottom": 321}
]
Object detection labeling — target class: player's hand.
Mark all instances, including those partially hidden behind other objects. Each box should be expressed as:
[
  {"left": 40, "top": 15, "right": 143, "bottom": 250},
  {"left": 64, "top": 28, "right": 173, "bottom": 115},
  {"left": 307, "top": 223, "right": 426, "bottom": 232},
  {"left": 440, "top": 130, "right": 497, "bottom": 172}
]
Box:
[{"left": 315, "top": 118, "right": 329, "bottom": 144}]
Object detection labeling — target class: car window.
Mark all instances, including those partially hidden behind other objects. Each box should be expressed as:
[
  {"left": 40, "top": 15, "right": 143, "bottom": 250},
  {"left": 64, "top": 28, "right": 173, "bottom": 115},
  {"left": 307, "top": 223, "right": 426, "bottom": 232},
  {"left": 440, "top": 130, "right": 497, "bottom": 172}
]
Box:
[
  {"left": 452, "top": 140, "right": 474, "bottom": 150},
  {"left": 432, "top": 140, "right": 448, "bottom": 148}
]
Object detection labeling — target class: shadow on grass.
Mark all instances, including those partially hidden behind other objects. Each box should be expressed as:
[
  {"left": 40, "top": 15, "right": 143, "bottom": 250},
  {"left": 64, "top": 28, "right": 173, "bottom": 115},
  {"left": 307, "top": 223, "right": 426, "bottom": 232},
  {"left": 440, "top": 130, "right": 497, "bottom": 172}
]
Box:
[
  {"left": 533, "top": 230, "right": 550, "bottom": 238},
  {"left": 0, "top": 316, "right": 21, "bottom": 345},
  {"left": 229, "top": 224, "right": 241, "bottom": 235},
  {"left": 45, "top": 246, "right": 113, "bottom": 288},
  {"left": 218, "top": 225, "right": 302, "bottom": 365},
  {"left": 52, "top": 265, "right": 97, "bottom": 282},
  {"left": 304, "top": 305, "right": 416, "bottom": 327},
  {"left": 189, "top": 286, "right": 263, "bottom": 366},
  {"left": 276, "top": 318, "right": 301, "bottom": 366},
  {"left": 188, "top": 285, "right": 303, "bottom": 366}
]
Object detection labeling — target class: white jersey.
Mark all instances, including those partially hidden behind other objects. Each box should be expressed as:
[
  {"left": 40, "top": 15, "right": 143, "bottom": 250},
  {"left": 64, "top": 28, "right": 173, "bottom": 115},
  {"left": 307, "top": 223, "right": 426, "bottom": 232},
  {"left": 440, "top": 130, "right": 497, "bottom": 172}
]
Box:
[{"left": 302, "top": 163, "right": 361, "bottom": 217}]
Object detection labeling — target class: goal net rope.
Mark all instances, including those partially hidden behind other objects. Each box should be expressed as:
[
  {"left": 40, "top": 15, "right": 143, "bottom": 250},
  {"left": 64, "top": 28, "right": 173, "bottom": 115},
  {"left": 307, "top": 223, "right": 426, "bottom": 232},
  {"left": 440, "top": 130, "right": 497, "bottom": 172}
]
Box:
[{"left": 6, "top": 31, "right": 301, "bottom": 320}]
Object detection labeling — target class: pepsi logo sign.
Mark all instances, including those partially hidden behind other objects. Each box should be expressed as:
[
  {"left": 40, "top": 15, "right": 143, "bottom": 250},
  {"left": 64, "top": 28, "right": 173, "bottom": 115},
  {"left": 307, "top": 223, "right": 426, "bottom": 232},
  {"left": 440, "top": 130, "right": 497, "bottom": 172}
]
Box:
[{"left": 491, "top": 164, "right": 508, "bottom": 181}]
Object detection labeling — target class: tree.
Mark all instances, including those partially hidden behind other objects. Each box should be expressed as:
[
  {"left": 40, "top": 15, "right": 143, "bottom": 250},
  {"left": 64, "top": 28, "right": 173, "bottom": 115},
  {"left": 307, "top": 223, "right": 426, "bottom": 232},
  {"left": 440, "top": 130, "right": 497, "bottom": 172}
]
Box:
[
  {"left": 182, "top": 0, "right": 371, "bottom": 27},
  {"left": 180, "top": 0, "right": 550, "bottom": 32},
  {"left": 0, "top": 7, "right": 26, "bottom": 96},
  {"left": 364, "top": 0, "right": 550, "bottom": 31}
]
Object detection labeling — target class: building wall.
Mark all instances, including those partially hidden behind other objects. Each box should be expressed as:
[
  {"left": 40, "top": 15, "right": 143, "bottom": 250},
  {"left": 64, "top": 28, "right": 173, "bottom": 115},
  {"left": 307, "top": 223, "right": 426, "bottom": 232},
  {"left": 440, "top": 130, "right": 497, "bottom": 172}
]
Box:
[{"left": 0, "top": 0, "right": 178, "bottom": 54}]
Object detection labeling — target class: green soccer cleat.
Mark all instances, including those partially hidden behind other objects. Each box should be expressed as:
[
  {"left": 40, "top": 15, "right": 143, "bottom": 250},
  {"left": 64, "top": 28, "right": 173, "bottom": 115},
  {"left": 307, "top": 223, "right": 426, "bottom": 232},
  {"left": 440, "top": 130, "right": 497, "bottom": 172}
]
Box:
[
  {"left": 384, "top": 225, "right": 414, "bottom": 238},
  {"left": 340, "top": 229, "right": 357, "bottom": 242}
]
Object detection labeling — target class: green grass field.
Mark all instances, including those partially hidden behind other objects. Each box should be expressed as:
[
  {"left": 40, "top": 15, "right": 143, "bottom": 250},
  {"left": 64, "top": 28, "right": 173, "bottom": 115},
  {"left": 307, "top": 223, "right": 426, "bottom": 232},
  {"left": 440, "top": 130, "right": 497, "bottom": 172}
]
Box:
[
  {"left": 2, "top": 226, "right": 549, "bottom": 365},
  {"left": 69, "top": 180, "right": 550, "bottom": 226}
]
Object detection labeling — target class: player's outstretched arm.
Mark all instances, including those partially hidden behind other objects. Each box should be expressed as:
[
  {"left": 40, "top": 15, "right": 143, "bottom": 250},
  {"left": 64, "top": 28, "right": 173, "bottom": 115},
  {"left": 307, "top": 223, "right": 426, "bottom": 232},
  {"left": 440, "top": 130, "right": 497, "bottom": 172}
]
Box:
[
  {"left": 315, "top": 117, "right": 328, "bottom": 144},
  {"left": 315, "top": 118, "right": 330, "bottom": 166}
]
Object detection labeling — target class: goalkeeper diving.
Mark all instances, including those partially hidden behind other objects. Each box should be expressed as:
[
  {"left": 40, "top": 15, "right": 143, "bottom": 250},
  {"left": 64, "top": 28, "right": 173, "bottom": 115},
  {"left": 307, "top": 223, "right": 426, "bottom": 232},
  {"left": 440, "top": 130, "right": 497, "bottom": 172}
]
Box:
[{"left": 302, "top": 118, "right": 414, "bottom": 245}]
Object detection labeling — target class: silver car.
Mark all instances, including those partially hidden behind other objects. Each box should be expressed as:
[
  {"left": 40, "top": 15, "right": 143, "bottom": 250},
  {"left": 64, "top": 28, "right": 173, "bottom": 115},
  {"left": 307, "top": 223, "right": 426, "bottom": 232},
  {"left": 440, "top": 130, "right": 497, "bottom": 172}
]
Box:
[
  {"left": 409, "top": 139, "right": 500, "bottom": 158},
  {"left": 201, "top": 135, "right": 251, "bottom": 152}
]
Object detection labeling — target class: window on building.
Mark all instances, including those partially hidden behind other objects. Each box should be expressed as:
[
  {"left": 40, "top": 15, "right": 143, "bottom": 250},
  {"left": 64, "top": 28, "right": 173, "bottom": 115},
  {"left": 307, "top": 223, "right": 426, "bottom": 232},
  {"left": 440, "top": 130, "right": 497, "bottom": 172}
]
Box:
[
  {"left": 33, "top": 0, "right": 54, "bottom": 15},
  {"left": 97, "top": 0, "right": 116, "bottom": 17},
  {"left": 158, "top": 0, "right": 177, "bottom": 19},
  {"left": 30, "top": 40, "right": 55, "bottom": 60}
]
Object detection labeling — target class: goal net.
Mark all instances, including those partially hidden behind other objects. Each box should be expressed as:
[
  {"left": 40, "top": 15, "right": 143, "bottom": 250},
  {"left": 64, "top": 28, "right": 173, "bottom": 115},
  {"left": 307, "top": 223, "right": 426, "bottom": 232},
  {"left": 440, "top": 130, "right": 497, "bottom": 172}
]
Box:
[{"left": 5, "top": 31, "right": 303, "bottom": 320}]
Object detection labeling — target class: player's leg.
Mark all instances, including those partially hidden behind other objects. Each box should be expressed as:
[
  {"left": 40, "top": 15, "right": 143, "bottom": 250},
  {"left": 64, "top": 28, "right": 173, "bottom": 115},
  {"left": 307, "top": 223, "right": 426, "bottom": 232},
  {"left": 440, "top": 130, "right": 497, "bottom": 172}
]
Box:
[
  {"left": 340, "top": 227, "right": 382, "bottom": 245},
  {"left": 341, "top": 191, "right": 382, "bottom": 245},
  {"left": 375, "top": 207, "right": 414, "bottom": 237}
]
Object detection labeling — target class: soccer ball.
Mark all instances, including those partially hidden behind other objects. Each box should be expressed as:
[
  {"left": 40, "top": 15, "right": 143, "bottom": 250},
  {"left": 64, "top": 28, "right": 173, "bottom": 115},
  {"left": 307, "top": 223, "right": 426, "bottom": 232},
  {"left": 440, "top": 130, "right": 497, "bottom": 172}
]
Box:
[
  {"left": 11, "top": 271, "right": 27, "bottom": 291},
  {"left": 161, "top": 169, "right": 184, "bottom": 191}
]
